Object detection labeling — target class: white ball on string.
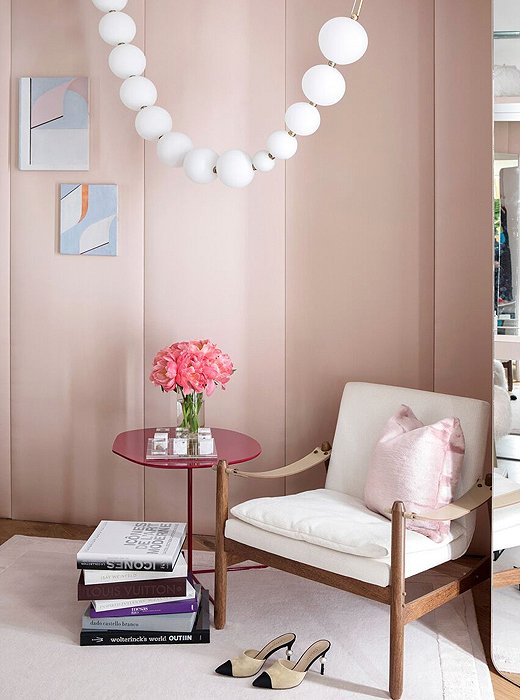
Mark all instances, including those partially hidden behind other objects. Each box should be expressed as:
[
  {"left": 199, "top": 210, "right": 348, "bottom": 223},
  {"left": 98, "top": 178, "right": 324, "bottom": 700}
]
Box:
[
  {"left": 109, "top": 44, "right": 146, "bottom": 79},
  {"left": 319, "top": 17, "right": 368, "bottom": 65},
  {"left": 91, "top": 0, "right": 128, "bottom": 11},
  {"left": 302, "top": 65, "right": 346, "bottom": 106},
  {"left": 266, "top": 131, "right": 298, "bottom": 160},
  {"left": 285, "top": 102, "right": 321, "bottom": 136},
  {"left": 253, "top": 151, "right": 276, "bottom": 172},
  {"left": 90, "top": 4, "right": 369, "bottom": 187},
  {"left": 183, "top": 148, "right": 219, "bottom": 184},
  {"left": 99, "top": 11, "right": 136, "bottom": 46},
  {"left": 120, "top": 76, "right": 157, "bottom": 111},
  {"left": 157, "top": 132, "right": 194, "bottom": 167},
  {"left": 217, "top": 150, "right": 255, "bottom": 188},
  {"left": 135, "top": 106, "right": 172, "bottom": 141}
]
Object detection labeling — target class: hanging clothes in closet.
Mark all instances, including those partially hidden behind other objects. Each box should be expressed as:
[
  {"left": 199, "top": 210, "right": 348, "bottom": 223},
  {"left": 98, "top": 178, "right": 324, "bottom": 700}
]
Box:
[{"left": 495, "top": 202, "right": 514, "bottom": 312}]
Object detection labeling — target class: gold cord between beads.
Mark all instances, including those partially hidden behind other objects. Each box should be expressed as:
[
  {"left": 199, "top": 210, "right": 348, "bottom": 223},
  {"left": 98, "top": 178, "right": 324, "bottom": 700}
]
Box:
[{"left": 350, "top": 0, "right": 364, "bottom": 21}]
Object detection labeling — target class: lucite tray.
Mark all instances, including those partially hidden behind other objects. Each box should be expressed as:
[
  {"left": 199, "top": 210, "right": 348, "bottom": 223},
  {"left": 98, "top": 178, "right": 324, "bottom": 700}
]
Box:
[{"left": 145, "top": 437, "right": 217, "bottom": 461}]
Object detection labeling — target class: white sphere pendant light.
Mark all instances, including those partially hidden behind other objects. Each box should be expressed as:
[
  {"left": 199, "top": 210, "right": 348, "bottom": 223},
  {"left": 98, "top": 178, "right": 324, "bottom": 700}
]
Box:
[
  {"left": 319, "top": 17, "right": 369, "bottom": 65},
  {"left": 135, "top": 106, "right": 172, "bottom": 141},
  {"left": 92, "top": 0, "right": 127, "bottom": 11},
  {"left": 99, "top": 11, "right": 136, "bottom": 46},
  {"left": 285, "top": 102, "right": 321, "bottom": 136},
  {"left": 90, "top": 0, "right": 369, "bottom": 187},
  {"left": 266, "top": 131, "right": 298, "bottom": 160},
  {"left": 109, "top": 44, "right": 146, "bottom": 79},
  {"left": 120, "top": 76, "right": 157, "bottom": 111},
  {"left": 217, "top": 150, "right": 255, "bottom": 188},
  {"left": 253, "top": 151, "right": 276, "bottom": 173},
  {"left": 157, "top": 132, "right": 194, "bottom": 167},
  {"left": 302, "top": 65, "right": 346, "bottom": 107},
  {"left": 183, "top": 148, "right": 219, "bottom": 184}
]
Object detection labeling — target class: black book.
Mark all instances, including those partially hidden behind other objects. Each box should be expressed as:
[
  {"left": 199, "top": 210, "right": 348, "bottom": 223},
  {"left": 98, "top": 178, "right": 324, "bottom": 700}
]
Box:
[{"left": 79, "top": 589, "right": 210, "bottom": 646}]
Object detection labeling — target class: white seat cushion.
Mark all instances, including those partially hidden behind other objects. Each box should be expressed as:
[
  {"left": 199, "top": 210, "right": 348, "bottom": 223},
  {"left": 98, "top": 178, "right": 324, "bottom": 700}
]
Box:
[
  {"left": 226, "top": 517, "right": 468, "bottom": 588},
  {"left": 228, "top": 488, "right": 466, "bottom": 586},
  {"left": 494, "top": 472, "right": 520, "bottom": 552}
]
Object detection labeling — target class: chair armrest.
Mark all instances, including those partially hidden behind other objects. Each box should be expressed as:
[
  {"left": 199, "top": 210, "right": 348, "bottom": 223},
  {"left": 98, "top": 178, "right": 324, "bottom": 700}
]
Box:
[
  {"left": 217, "top": 442, "right": 331, "bottom": 479},
  {"left": 402, "top": 476, "right": 492, "bottom": 522},
  {"left": 493, "top": 488, "right": 520, "bottom": 509}
]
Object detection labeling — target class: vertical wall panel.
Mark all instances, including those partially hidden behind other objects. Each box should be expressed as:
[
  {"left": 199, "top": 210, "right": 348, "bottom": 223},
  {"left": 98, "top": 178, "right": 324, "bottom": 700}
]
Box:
[
  {"left": 285, "top": 0, "right": 435, "bottom": 494},
  {"left": 0, "top": 0, "right": 11, "bottom": 517},
  {"left": 434, "top": 0, "right": 493, "bottom": 556},
  {"left": 10, "top": 0, "right": 145, "bottom": 524},
  {"left": 142, "top": 1, "right": 286, "bottom": 532},
  {"left": 494, "top": 121, "right": 509, "bottom": 153},
  {"left": 495, "top": 122, "right": 520, "bottom": 158},
  {"left": 434, "top": 0, "right": 493, "bottom": 403}
]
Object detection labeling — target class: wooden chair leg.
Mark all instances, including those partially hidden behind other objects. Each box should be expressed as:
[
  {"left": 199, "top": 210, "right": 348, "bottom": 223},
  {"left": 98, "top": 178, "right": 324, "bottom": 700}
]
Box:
[
  {"left": 389, "top": 501, "right": 406, "bottom": 700},
  {"left": 214, "top": 460, "right": 229, "bottom": 630}
]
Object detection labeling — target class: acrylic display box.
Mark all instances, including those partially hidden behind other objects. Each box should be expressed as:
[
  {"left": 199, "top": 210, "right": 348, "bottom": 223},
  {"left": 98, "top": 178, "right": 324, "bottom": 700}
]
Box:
[{"left": 146, "top": 427, "right": 217, "bottom": 460}]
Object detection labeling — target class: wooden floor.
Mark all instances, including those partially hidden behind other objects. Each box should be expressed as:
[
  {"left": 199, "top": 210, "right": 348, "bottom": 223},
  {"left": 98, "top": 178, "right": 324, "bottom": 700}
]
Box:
[{"left": 1, "top": 518, "right": 520, "bottom": 699}]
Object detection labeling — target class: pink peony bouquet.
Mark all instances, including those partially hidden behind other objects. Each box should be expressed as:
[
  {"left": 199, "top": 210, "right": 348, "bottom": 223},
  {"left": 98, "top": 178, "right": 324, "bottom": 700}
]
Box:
[
  {"left": 150, "top": 339, "right": 234, "bottom": 433},
  {"left": 150, "top": 339, "right": 234, "bottom": 396}
]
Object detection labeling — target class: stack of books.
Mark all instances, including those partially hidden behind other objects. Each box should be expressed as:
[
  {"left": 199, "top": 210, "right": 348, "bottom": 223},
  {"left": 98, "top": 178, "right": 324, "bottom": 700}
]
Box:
[{"left": 76, "top": 521, "right": 209, "bottom": 646}]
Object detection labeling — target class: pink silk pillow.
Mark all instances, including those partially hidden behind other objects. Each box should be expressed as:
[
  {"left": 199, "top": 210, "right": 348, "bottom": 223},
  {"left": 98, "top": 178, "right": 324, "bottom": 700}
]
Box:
[{"left": 363, "top": 404, "right": 465, "bottom": 542}]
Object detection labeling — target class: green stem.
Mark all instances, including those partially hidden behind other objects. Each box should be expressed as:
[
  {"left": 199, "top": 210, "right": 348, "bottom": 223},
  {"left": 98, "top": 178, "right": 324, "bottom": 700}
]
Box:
[{"left": 179, "top": 391, "right": 203, "bottom": 434}]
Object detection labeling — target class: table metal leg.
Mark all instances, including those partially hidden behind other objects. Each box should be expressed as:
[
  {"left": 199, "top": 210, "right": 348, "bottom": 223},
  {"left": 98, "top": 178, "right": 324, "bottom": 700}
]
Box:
[{"left": 187, "top": 468, "right": 193, "bottom": 575}]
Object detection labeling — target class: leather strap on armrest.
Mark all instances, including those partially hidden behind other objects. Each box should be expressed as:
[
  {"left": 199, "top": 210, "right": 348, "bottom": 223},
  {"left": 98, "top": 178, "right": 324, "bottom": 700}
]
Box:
[
  {"left": 403, "top": 476, "right": 492, "bottom": 521},
  {"left": 493, "top": 488, "right": 520, "bottom": 509},
  {"left": 222, "top": 444, "right": 331, "bottom": 479}
]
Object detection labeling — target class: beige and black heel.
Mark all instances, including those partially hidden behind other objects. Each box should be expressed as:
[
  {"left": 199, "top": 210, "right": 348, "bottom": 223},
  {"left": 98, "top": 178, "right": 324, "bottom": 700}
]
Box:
[
  {"left": 252, "top": 639, "right": 331, "bottom": 689},
  {"left": 215, "top": 633, "right": 296, "bottom": 678}
]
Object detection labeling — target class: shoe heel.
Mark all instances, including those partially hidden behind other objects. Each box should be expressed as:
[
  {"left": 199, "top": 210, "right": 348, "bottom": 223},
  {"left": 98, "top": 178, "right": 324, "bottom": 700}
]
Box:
[
  {"left": 320, "top": 654, "right": 327, "bottom": 676},
  {"left": 285, "top": 639, "right": 295, "bottom": 661}
]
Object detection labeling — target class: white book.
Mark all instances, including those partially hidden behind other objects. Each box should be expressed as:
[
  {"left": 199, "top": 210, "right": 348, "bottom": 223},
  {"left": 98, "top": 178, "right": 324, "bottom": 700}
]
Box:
[
  {"left": 93, "top": 580, "right": 196, "bottom": 613},
  {"left": 83, "top": 553, "right": 187, "bottom": 585},
  {"left": 77, "top": 521, "right": 186, "bottom": 572}
]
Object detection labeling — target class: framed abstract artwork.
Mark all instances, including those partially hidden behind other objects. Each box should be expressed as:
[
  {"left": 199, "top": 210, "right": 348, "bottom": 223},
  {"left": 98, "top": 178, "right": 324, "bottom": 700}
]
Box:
[
  {"left": 19, "top": 77, "right": 89, "bottom": 170},
  {"left": 59, "top": 184, "right": 118, "bottom": 256}
]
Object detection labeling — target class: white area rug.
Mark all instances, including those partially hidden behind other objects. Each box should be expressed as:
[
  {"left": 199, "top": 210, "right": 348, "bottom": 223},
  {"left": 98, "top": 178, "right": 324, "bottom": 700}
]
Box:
[
  {"left": 493, "top": 545, "right": 520, "bottom": 673},
  {"left": 0, "top": 536, "right": 493, "bottom": 700}
]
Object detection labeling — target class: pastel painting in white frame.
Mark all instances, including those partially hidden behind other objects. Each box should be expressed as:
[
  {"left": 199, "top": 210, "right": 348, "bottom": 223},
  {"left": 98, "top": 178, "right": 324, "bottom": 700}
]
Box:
[
  {"left": 60, "top": 184, "right": 118, "bottom": 256},
  {"left": 19, "top": 77, "right": 89, "bottom": 170}
]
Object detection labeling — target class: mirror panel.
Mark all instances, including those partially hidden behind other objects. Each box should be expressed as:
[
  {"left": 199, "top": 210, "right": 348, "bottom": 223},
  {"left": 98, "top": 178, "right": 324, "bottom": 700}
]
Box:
[{"left": 493, "top": 1, "right": 520, "bottom": 687}]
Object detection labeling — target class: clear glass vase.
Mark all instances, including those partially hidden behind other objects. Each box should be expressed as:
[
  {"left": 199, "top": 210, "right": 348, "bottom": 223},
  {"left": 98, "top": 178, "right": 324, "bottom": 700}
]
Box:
[{"left": 176, "top": 391, "right": 205, "bottom": 436}]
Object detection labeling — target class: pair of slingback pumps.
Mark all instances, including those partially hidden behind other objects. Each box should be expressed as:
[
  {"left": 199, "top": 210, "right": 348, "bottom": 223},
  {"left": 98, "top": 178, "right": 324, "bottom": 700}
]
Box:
[{"left": 215, "top": 633, "right": 331, "bottom": 690}]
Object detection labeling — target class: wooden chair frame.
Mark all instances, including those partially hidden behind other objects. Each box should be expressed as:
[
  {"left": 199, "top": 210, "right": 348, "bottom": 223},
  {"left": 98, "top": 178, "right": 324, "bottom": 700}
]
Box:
[{"left": 214, "top": 445, "right": 492, "bottom": 700}]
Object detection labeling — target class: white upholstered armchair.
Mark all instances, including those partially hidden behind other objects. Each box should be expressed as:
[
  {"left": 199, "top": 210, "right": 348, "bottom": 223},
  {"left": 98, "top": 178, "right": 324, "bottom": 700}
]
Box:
[{"left": 214, "top": 383, "right": 491, "bottom": 699}]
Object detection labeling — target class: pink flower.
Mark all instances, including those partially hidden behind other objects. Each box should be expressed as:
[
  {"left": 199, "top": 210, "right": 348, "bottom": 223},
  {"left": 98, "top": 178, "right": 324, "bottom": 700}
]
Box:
[
  {"left": 149, "top": 347, "right": 179, "bottom": 392},
  {"left": 150, "top": 339, "right": 235, "bottom": 397}
]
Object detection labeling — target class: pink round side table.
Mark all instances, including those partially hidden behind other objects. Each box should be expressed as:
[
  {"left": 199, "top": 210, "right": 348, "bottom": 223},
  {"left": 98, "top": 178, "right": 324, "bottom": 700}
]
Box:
[{"left": 112, "top": 427, "right": 261, "bottom": 576}]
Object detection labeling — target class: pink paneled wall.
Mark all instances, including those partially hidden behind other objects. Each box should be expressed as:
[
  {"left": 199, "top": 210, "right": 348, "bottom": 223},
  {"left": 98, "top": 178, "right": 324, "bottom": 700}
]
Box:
[
  {"left": 434, "top": 0, "right": 493, "bottom": 402},
  {"left": 495, "top": 121, "right": 520, "bottom": 154},
  {"left": 1, "top": 1, "right": 492, "bottom": 537},
  {"left": 0, "top": 0, "right": 11, "bottom": 517},
  {"left": 141, "top": 1, "right": 286, "bottom": 524},
  {"left": 434, "top": 0, "right": 493, "bottom": 555},
  {"left": 9, "top": 0, "right": 145, "bottom": 524},
  {"left": 285, "top": 0, "right": 435, "bottom": 495}
]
